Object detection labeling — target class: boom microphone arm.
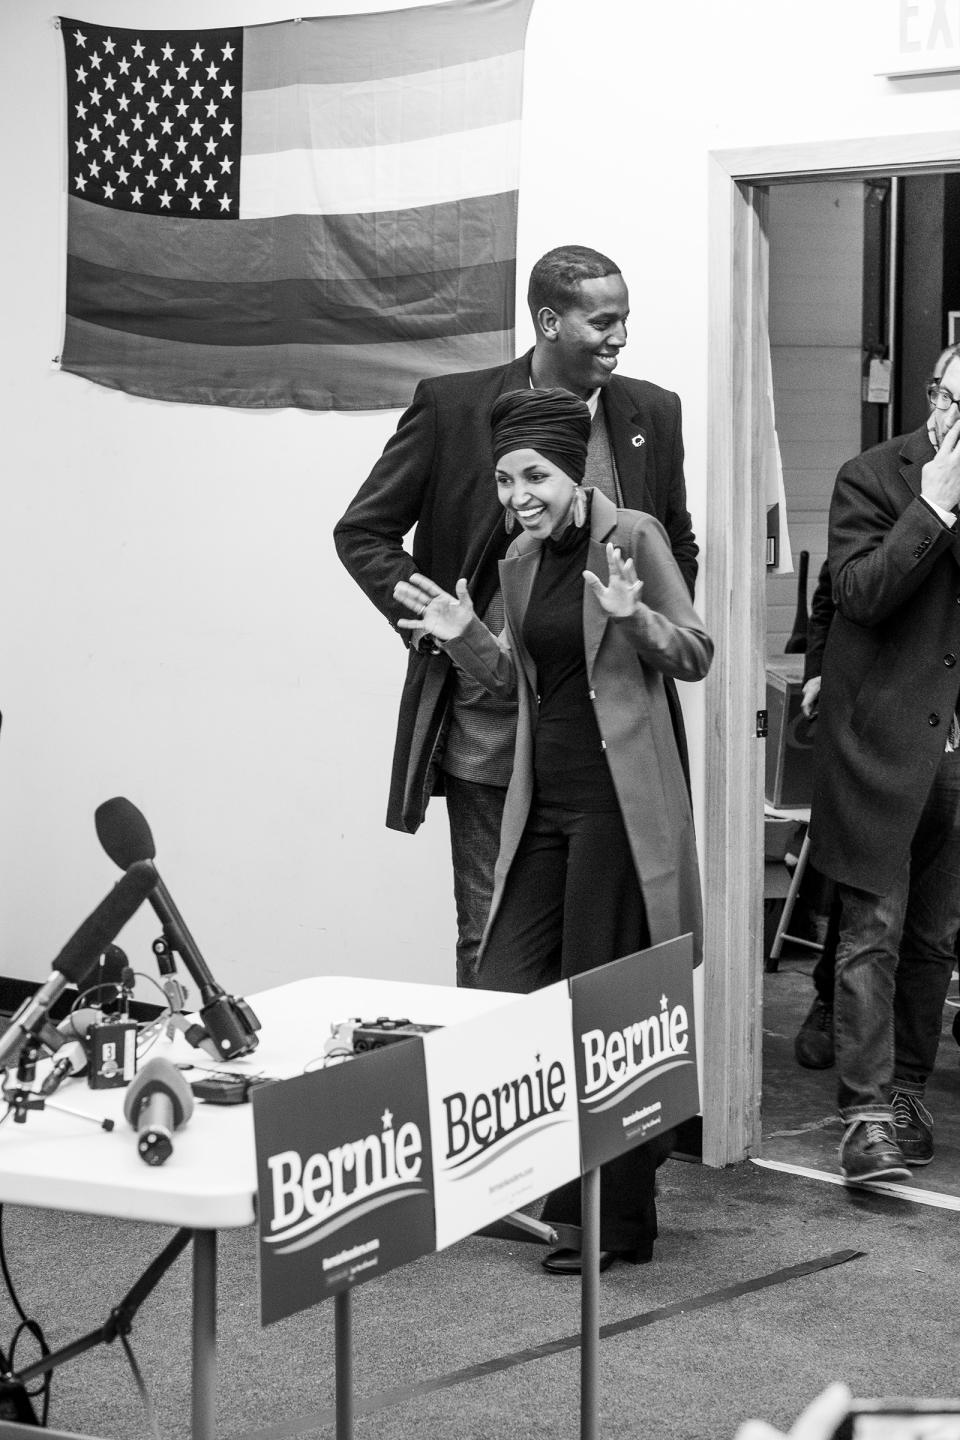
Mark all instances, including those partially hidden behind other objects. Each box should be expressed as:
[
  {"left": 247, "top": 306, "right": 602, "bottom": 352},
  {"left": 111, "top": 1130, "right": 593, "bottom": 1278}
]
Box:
[{"left": 94, "top": 797, "right": 260, "bottom": 1060}]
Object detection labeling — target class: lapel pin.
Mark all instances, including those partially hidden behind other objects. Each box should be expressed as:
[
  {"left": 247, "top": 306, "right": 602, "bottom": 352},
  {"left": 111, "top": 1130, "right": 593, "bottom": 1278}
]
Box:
[{"left": 631, "top": 433, "right": 645, "bottom": 448}]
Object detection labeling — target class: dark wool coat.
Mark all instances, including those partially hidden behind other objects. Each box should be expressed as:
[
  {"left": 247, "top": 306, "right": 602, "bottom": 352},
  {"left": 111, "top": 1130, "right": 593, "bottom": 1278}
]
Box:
[
  {"left": 810, "top": 425, "right": 960, "bottom": 893},
  {"left": 333, "top": 352, "right": 698, "bottom": 832},
  {"left": 444, "top": 492, "right": 712, "bottom": 963}
]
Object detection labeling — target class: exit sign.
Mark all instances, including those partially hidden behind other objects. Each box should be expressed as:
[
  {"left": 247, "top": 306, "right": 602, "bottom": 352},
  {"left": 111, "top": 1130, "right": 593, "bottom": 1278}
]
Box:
[{"left": 878, "top": 0, "right": 960, "bottom": 75}]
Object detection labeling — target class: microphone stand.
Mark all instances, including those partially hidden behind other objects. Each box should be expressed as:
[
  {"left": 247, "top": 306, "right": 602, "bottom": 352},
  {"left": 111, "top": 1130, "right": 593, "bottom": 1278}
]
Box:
[
  {"left": 148, "top": 897, "right": 260, "bottom": 1061},
  {"left": 150, "top": 936, "right": 225, "bottom": 1061},
  {"left": 3, "top": 1039, "right": 48, "bottom": 1125},
  {"left": 4, "top": 1228, "right": 194, "bottom": 1387},
  {"left": 1, "top": 1038, "right": 114, "bottom": 1131}
]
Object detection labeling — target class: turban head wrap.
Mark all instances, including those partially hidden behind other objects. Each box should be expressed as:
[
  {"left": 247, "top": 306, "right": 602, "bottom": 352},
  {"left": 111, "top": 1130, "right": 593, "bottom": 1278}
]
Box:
[{"left": 490, "top": 388, "right": 592, "bottom": 484}]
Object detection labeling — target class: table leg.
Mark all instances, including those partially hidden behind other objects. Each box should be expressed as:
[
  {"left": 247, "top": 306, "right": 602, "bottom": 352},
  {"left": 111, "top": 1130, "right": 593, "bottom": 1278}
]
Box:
[
  {"left": 580, "top": 1167, "right": 600, "bottom": 1440},
  {"left": 192, "top": 1228, "right": 217, "bottom": 1440},
  {"left": 334, "top": 1289, "right": 353, "bottom": 1440}
]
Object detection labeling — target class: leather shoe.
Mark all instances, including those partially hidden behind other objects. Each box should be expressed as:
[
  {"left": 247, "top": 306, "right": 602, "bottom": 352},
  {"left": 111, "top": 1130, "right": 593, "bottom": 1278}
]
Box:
[
  {"left": 839, "top": 1118, "right": 910, "bottom": 1183},
  {"left": 794, "top": 998, "right": 834, "bottom": 1069},
  {"left": 891, "top": 1090, "right": 934, "bottom": 1165},
  {"left": 541, "top": 1247, "right": 617, "bottom": 1275}
]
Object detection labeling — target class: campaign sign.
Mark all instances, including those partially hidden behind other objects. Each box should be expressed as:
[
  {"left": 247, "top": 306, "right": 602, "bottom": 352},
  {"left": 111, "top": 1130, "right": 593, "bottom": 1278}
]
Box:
[
  {"left": 422, "top": 982, "right": 580, "bottom": 1251},
  {"left": 569, "top": 935, "right": 699, "bottom": 1172},
  {"left": 253, "top": 1041, "right": 435, "bottom": 1326}
]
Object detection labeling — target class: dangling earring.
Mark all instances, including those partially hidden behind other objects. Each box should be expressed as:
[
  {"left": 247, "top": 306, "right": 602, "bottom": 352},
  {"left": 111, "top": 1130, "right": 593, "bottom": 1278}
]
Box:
[
  {"left": 573, "top": 485, "right": 586, "bottom": 529},
  {"left": 504, "top": 508, "right": 516, "bottom": 535}
]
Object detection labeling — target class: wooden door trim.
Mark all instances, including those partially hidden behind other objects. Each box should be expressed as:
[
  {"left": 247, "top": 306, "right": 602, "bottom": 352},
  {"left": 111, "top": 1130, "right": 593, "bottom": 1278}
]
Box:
[{"left": 702, "top": 130, "right": 960, "bottom": 1167}]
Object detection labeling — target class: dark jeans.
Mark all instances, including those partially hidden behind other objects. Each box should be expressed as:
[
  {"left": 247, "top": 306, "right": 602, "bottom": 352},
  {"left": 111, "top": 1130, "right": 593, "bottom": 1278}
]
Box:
[
  {"left": 834, "top": 748, "right": 960, "bottom": 1120},
  {"left": 443, "top": 775, "right": 506, "bottom": 988}
]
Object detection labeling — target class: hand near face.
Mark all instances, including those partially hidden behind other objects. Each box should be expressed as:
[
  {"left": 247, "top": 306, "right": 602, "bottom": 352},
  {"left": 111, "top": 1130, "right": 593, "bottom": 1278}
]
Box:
[
  {"left": 921, "top": 413, "right": 960, "bottom": 513},
  {"left": 394, "top": 573, "right": 475, "bottom": 641},
  {"left": 583, "top": 542, "right": 645, "bottom": 618}
]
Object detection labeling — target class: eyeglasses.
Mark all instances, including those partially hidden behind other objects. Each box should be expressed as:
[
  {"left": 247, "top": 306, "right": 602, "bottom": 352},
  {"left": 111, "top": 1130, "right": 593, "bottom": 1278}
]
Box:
[{"left": 926, "top": 382, "right": 960, "bottom": 411}]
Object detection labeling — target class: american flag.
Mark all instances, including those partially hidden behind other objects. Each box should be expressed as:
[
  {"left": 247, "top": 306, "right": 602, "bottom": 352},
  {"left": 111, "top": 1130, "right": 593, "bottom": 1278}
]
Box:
[
  {"left": 58, "top": 3, "right": 533, "bottom": 411},
  {"left": 65, "top": 23, "right": 243, "bottom": 219}
]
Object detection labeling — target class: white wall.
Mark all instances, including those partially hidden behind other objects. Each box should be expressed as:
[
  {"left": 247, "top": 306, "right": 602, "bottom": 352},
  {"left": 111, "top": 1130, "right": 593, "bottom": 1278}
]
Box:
[{"left": 3, "top": 0, "right": 959, "bottom": 1005}]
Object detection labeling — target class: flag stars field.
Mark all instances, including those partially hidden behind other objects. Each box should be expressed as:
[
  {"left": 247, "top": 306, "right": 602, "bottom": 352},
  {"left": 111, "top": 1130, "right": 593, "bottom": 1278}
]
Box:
[{"left": 63, "top": 19, "right": 243, "bottom": 219}]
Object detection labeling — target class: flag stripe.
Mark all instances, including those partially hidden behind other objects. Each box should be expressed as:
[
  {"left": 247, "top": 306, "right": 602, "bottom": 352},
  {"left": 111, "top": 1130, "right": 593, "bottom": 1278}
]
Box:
[
  {"left": 66, "top": 254, "right": 516, "bottom": 346},
  {"left": 61, "top": 317, "right": 516, "bottom": 409},
  {"left": 239, "top": 121, "right": 521, "bottom": 219},
  {"left": 241, "top": 52, "right": 525, "bottom": 156},
  {"left": 243, "top": 1, "right": 534, "bottom": 88},
  {"left": 67, "top": 192, "right": 519, "bottom": 283}
]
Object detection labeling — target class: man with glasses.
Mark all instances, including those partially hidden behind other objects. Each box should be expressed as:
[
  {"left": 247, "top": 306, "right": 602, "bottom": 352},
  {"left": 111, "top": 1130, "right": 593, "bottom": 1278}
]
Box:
[
  {"left": 810, "top": 343, "right": 960, "bottom": 1182},
  {"left": 793, "top": 347, "right": 960, "bottom": 1072}
]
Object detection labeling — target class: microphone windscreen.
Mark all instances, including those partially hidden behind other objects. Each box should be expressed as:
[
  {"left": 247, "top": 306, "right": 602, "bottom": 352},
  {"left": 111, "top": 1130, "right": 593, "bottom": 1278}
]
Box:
[
  {"left": 123, "top": 1056, "right": 194, "bottom": 1129},
  {"left": 57, "top": 1007, "right": 103, "bottom": 1045},
  {"left": 52, "top": 860, "right": 157, "bottom": 986},
  {"left": 95, "top": 797, "right": 157, "bottom": 868},
  {"left": 53, "top": 1008, "right": 102, "bottom": 1078},
  {"left": 96, "top": 944, "right": 128, "bottom": 987}
]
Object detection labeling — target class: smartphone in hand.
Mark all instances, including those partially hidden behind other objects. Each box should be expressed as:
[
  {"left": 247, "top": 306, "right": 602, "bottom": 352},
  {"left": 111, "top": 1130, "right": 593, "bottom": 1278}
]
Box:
[{"left": 830, "top": 1399, "right": 960, "bottom": 1439}]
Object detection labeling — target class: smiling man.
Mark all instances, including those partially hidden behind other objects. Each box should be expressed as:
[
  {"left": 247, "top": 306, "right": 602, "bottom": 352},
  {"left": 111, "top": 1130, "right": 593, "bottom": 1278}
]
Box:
[{"left": 333, "top": 244, "right": 698, "bottom": 986}]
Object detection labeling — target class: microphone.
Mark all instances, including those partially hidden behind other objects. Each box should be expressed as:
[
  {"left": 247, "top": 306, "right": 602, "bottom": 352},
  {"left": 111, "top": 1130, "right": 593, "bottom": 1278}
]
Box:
[
  {"left": 94, "top": 799, "right": 217, "bottom": 1001},
  {"left": 0, "top": 861, "right": 157, "bottom": 1071},
  {"left": 123, "top": 1056, "right": 194, "bottom": 1166},
  {"left": 94, "top": 798, "right": 260, "bottom": 1060},
  {"left": 38, "top": 1007, "right": 103, "bottom": 1094},
  {"left": 94, "top": 944, "right": 134, "bottom": 1014}
]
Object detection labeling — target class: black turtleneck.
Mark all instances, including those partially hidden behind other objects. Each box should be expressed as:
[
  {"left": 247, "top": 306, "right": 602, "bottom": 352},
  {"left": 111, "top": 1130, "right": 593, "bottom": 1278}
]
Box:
[{"left": 521, "top": 509, "right": 619, "bottom": 811}]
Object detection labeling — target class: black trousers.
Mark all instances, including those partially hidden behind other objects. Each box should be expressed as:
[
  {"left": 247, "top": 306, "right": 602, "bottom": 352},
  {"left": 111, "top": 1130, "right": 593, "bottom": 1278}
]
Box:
[
  {"left": 477, "top": 798, "right": 670, "bottom": 1253},
  {"left": 478, "top": 800, "right": 649, "bottom": 988},
  {"left": 812, "top": 893, "right": 842, "bottom": 1006}
]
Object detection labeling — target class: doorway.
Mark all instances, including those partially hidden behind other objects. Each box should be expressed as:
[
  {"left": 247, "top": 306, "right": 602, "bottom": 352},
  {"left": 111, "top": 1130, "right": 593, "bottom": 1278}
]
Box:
[
  {"left": 700, "top": 132, "right": 960, "bottom": 1168},
  {"left": 759, "top": 171, "right": 960, "bottom": 1195}
]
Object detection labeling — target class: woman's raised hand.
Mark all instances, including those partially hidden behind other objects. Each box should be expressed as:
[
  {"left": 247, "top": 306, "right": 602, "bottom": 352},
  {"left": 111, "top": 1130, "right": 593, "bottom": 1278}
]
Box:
[
  {"left": 394, "top": 573, "right": 475, "bottom": 641},
  {"left": 583, "top": 543, "right": 645, "bottom": 618}
]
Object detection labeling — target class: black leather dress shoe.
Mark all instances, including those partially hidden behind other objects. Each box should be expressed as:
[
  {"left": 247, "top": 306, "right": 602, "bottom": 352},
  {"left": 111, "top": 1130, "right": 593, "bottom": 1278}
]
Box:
[
  {"left": 541, "top": 1247, "right": 617, "bottom": 1275},
  {"left": 541, "top": 1237, "right": 658, "bottom": 1274}
]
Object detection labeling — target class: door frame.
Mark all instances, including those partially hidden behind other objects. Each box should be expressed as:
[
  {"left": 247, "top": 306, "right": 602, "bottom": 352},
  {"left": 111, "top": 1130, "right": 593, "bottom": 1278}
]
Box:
[{"left": 702, "top": 130, "right": 960, "bottom": 1167}]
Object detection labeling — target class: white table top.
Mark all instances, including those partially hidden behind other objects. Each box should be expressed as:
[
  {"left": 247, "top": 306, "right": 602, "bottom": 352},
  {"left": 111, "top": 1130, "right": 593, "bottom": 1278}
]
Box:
[{"left": 0, "top": 977, "right": 514, "bottom": 1230}]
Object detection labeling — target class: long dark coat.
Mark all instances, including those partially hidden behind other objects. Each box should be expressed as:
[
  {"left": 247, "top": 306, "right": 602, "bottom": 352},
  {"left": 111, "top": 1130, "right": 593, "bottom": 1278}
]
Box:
[
  {"left": 444, "top": 492, "right": 712, "bottom": 962},
  {"left": 333, "top": 353, "right": 698, "bottom": 832},
  {"left": 810, "top": 425, "right": 960, "bottom": 893}
]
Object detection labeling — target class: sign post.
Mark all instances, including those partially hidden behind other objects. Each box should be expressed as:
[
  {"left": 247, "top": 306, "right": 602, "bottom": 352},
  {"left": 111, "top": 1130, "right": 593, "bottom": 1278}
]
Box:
[
  {"left": 568, "top": 935, "right": 700, "bottom": 1440},
  {"left": 334, "top": 1291, "right": 353, "bottom": 1440},
  {"left": 580, "top": 1165, "right": 601, "bottom": 1440}
]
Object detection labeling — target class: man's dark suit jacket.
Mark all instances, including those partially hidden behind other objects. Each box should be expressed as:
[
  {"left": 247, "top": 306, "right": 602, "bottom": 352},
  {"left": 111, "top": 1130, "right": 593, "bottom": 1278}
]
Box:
[
  {"left": 334, "top": 350, "right": 698, "bottom": 833},
  {"left": 810, "top": 425, "right": 960, "bottom": 893}
]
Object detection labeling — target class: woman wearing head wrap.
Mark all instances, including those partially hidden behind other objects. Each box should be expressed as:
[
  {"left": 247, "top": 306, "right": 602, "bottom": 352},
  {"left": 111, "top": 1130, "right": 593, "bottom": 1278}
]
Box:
[{"left": 394, "top": 388, "right": 712, "bottom": 1273}]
